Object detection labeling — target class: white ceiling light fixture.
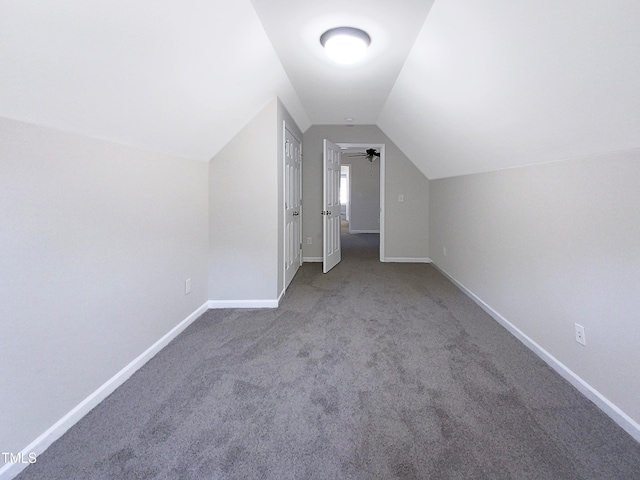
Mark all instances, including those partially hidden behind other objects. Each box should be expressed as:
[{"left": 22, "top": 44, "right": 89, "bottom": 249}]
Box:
[{"left": 320, "top": 27, "right": 371, "bottom": 65}]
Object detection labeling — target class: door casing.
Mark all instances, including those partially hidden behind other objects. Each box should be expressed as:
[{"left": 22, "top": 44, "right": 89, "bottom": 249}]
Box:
[
  {"left": 283, "top": 123, "right": 302, "bottom": 289},
  {"left": 336, "top": 142, "right": 385, "bottom": 262}
]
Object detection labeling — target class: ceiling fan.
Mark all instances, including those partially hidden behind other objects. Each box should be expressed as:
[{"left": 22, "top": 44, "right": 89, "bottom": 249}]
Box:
[{"left": 348, "top": 148, "right": 380, "bottom": 162}]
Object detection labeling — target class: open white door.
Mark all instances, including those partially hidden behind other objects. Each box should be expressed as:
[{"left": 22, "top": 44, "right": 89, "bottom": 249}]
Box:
[
  {"left": 284, "top": 125, "right": 302, "bottom": 289},
  {"left": 323, "top": 139, "right": 341, "bottom": 273}
]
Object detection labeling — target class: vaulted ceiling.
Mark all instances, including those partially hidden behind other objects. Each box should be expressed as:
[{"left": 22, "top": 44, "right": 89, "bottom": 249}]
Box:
[{"left": 2, "top": 1, "right": 639, "bottom": 179}]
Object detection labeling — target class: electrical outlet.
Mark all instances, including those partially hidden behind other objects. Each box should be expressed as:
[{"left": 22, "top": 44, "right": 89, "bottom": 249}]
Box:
[
  {"left": 575, "top": 323, "right": 586, "bottom": 346},
  {"left": 398, "top": 194, "right": 404, "bottom": 202},
  {"left": 307, "top": 237, "right": 312, "bottom": 245},
  {"left": 185, "top": 278, "right": 192, "bottom": 295}
]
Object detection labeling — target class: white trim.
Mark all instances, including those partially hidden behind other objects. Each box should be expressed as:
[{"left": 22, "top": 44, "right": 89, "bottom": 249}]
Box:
[
  {"left": 379, "top": 145, "right": 385, "bottom": 262},
  {"left": 208, "top": 298, "right": 280, "bottom": 309},
  {"left": 303, "top": 256, "right": 322, "bottom": 263},
  {"left": 431, "top": 262, "right": 640, "bottom": 444},
  {"left": 0, "top": 302, "right": 210, "bottom": 480},
  {"left": 349, "top": 229, "right": 380, "bottom": 234},
  {"left": 282, "top": 119, "right": 287, "bottom": 295},
  {"left": 277, "top": 288, "right": 285, "bottom": 306},
  {"left": 384, "top": 257, "right": 432, "bottom": 263},
  {"left": 282, "top": 121, "right": 303, "bottom": 295}
]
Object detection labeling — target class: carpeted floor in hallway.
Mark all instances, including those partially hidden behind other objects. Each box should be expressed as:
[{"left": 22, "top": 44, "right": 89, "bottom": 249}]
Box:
[{"left": 15, "top": 226, "right": 640, "bottom": 479}]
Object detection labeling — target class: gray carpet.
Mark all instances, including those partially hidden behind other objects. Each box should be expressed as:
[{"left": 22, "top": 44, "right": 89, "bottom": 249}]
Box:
[{"left": 16, "top": 226, "right": 640, "bottom": 479}]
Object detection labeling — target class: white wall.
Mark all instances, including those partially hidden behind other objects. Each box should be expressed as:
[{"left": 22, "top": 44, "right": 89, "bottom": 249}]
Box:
[
  {"left": 209, "top": 98, "right": 303, "bottom": 305},
  {"left": 209, "top": 100, "right": 278, "bottom": 303},
  {"left": 0, "top": 117, "right": 209, "bottom": 456},
  {"left": 429, "top": 150, "right": 640, "bottom": 433},
  {"left": 302, "top": 125, "right": 429, "bottom": 261}
]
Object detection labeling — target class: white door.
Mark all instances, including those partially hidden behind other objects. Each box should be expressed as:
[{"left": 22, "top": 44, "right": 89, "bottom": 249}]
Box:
[
  {"left": 284, "top": 126, "right": 302, "bottom": 289},
  {"left": 323, "top": 139, "right": 341, "bottom": 273}
]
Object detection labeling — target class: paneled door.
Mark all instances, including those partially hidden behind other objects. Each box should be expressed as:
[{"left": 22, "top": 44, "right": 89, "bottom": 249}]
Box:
[
  {"left": 284, "top": 125, "right": 302, "bottom": 289},
  {"left": 323, "top": 139, "right": 341, "bottom": 273}
]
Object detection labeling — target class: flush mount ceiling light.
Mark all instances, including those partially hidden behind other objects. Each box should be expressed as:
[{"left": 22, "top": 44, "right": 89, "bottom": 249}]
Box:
[{"left": 320, "top": 27, "right": 371, "bottom": 64}]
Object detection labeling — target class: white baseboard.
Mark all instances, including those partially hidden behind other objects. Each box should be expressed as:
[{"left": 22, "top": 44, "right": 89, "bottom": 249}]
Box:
[
  {"left": 276, "top": 288, "right": 285, "bottom": 306},
  {"left": 208, "top": 299, "right": 279, "bottom": 309},
  {"left": 349, "top": 229, "right": 380, "bottom": 234},
  {"left": 431, "top": 263, "right": 640, "bottom": 444},
  {"left": 384, "top": 257, "right": 432, "bottom": 263},
  {"left": 303, "top": 256, "right": 322, "bottom": 263},
  {"left": 0, "top": 301, "right": 210, "bottom": 480}
]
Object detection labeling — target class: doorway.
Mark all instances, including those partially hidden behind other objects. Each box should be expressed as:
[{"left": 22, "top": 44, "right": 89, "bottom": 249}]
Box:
[
  {"left": 340, "top": 164, "right": 350, "bottom": 224},
  {"left": 336, "top": 143, "right": 385, "bottom": 262},
  {"left": 284, "top": 124, "right": 302, "bottom": 288}
]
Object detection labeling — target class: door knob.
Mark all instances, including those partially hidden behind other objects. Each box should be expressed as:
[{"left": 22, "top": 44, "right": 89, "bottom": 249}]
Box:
[{"left": 293, "top": 211, "right": 299, "bottom": 216}]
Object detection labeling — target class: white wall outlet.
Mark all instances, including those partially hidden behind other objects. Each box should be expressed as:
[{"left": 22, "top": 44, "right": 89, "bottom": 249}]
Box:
[
  {"left": 575, "top": 323, "right": 586, "bottom": 346},
  {"left": 185, "top": 278, "right": 192, "bottom": 295},
  {"left": 398, "top": 194, "right": 404, "bottom": 202},
  {"left": 307, "top": 237, "right": 312, "bottom": 245}
]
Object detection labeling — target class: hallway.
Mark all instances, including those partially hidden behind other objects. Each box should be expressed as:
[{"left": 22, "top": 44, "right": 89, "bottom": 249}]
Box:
[{"left": 16, "top": 243, "right": 640, "bottom": 479}]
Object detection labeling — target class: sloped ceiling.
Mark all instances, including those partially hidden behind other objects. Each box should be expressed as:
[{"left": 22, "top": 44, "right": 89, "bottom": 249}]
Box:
[
  {"left": 2, "top": 1, "right": 640, "bottom": 178},
  {"left": 0, "top": 0, "right": 310, "bottom": 161},
  {"left": 378, "top": 0, "right": 640, "bottom": 178},
  {"left": 249, "top": 0, "right": 434, "bottom": 125}
]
